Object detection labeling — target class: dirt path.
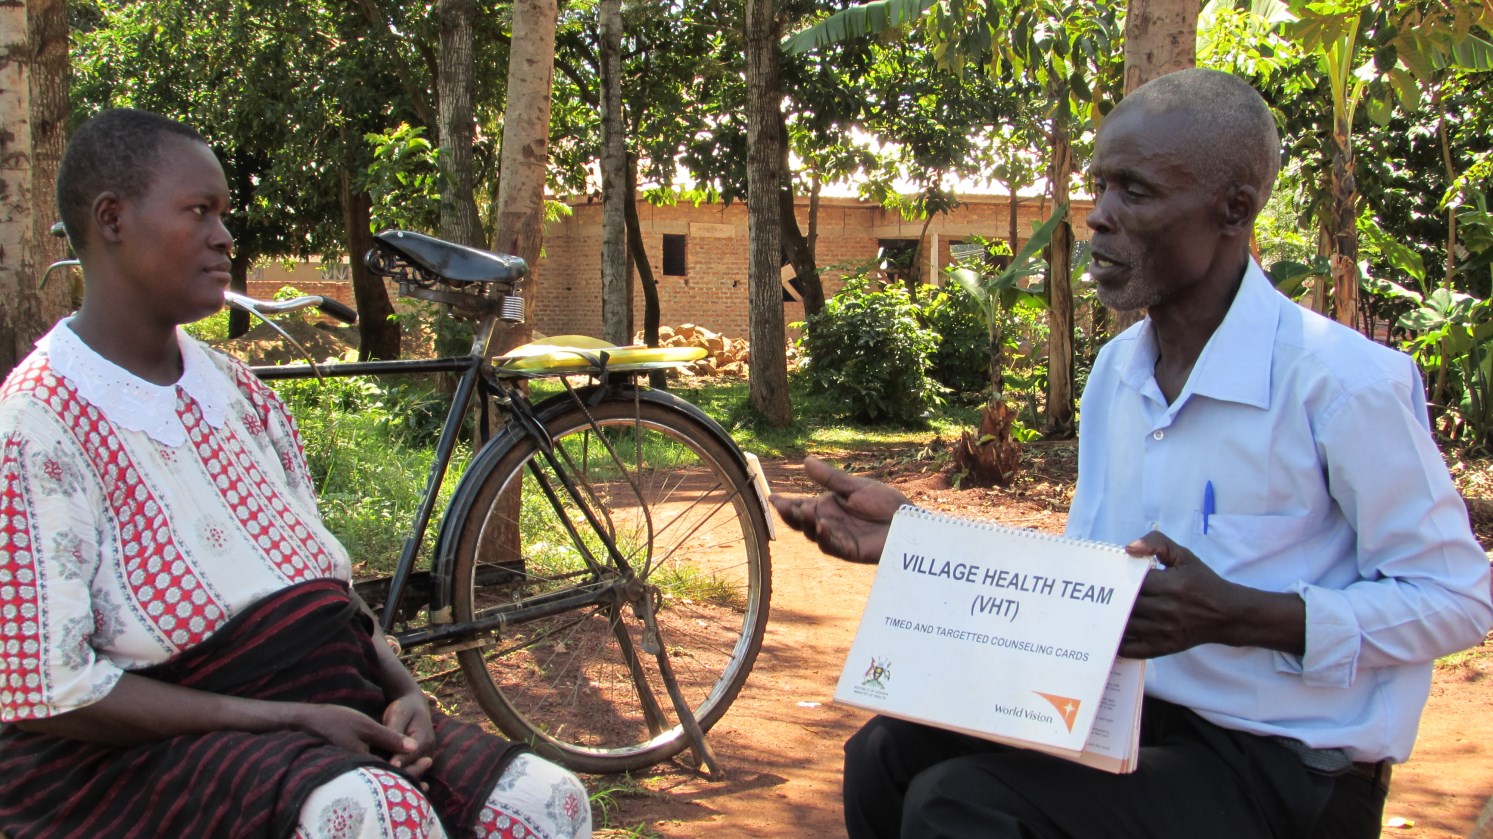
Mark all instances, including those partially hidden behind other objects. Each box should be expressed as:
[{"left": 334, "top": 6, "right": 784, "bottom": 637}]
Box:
[{"left": 601, "top": 455, "right": 1493, "bottom": 838}]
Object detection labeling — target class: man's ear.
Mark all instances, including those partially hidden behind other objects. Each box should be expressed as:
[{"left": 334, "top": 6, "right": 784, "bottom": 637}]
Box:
[
  {"left": 1219, "top": 184, "right": 1260, "bottom": 237},
  {"left": 93, "top": 192, "right": 124, "bottom": 245}
]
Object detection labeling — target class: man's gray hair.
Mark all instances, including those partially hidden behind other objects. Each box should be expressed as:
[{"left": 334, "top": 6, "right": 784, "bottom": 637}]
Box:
[{"left": 1112, "top": 68, "right": 1281, "bottom": 202}]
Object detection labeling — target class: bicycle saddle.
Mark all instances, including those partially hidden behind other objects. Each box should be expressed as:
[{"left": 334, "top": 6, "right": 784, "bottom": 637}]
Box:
[{"left": 372, "top": 230, "right": 528, "bottom": 284}]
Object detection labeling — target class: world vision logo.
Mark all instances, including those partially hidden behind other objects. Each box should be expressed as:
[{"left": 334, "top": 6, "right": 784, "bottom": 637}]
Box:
[
  {"left": 1034, "top": 692, "right": 1081, "bottom": 732},
  {"left": 861, "top": 657, "right": 892, "bottom": 690}
]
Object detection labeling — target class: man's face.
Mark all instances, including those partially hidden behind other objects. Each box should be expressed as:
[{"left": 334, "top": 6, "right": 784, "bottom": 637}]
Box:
[
  {"left": 114, "top": 135, "right": 234, "bottom": 326},
  {"left": 1084, "top": 107, "right": 1227, "bottom": 313}
]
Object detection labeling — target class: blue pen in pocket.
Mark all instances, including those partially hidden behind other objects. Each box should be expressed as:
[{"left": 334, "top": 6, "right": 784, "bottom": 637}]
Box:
[{"left": 1203, "top": 481, "right": 1215, "bottom": 534}]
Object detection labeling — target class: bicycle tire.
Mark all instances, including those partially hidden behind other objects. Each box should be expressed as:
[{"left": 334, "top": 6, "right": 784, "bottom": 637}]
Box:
[{"left": 449, "top": 389, "right": 771, "bottom": 774}]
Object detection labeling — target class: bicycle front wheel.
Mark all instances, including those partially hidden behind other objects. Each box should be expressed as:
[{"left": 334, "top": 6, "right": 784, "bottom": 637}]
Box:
[{"left": 449, "top": 390, "right": 771, "bottom": 774}]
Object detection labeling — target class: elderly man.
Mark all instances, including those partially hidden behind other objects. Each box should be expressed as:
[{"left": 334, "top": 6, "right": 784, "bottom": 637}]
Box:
[{"left": 772, "top": 68, "right": 1493, "bottom": 839}]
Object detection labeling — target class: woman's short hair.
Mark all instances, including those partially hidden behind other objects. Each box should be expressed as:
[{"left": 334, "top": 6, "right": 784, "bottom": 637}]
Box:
[{"left": 55, "top": 109, "right": 207, "bottom": 250}]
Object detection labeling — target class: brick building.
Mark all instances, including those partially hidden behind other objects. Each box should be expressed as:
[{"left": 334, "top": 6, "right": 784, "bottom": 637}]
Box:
[
  {"left": 529, "top": 193, "right": 1093, "bottom": 341},
  {"left": 250, "top": 193, "right": 1093, "bottom": 342}
]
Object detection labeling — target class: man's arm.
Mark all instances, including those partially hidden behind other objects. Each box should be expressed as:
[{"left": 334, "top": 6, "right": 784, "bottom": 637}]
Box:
[
  {"left": 769, "top": 457, "right": 910, "bottom": 563},
  {"left": 1119, "top": 375, "right": 1493, "bottom": 672},
  {"left": 1290, "top": 375, "right": 1493, "bottom": 683},
  {"left": 1118, "top": 531, "right": 1305, "bottom": 659}
]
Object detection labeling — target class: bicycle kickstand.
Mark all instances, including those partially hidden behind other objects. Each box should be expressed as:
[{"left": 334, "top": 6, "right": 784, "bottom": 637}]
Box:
[{"left": 638, "top": 592, "right": 724, "bottom": 780}]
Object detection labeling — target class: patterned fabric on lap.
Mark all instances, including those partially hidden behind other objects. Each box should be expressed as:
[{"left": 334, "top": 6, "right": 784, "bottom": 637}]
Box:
[{"left": 0, "top": 579, "right": 523, "bottom": 839}]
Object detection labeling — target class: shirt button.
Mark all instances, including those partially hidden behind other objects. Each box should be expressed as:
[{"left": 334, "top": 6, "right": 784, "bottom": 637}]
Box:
[{"left": 1152, "top": 430, "right": 1164, "bottom": 440}]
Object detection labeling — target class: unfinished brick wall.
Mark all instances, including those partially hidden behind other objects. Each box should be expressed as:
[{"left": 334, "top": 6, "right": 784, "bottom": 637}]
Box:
[
  {"left": 248, "top": 194, "right": 1092, "bottom": 345},
  {"left": 532, "top": 194, "right": 1090, "bottom": 342}
]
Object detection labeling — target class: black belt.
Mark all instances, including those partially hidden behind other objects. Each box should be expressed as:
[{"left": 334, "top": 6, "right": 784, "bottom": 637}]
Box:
[
  {"left": 1268, "top": 736, "right": 1392, "bottom": 785},
  {"left": 1348, "top": 760, "right": 1393, "bottom": 787}
]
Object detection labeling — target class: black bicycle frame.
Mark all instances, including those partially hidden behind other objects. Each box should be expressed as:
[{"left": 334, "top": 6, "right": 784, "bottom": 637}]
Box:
[
  {"left": 254, "top": 354, "right": 485, "bottom": 633},
  {"left": 253, "top": 353, "right": 645, "bottom": 643}
]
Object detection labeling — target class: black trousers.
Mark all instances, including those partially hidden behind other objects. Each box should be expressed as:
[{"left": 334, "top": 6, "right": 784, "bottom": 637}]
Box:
[{"left": 843, "top": 698, "right": 1389, "bottom": 839}]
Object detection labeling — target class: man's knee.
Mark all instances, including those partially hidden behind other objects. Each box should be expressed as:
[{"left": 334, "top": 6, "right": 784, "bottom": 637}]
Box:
[
  {"left": 901, "top": 759, "right": 1026, "bottom": 839},
  {"left": 845, "top": 715, "right": 928, "bottom": 773}
]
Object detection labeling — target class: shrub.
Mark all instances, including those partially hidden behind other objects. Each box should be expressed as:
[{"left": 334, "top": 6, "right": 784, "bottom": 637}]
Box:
[
  {"left": 799, "top": 274, "right": 945, "bottom": 426},
  {"left": 920, "top": 283, "right": 990, "bottom": 402}
]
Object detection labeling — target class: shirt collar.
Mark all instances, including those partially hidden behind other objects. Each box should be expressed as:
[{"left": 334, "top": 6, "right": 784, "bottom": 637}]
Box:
[
  {"left": 38, "top": 319, "right": 232, "bottom": 447},
  {"left": 1117, "top": 259, "right": 1281, "bottom": 411}
]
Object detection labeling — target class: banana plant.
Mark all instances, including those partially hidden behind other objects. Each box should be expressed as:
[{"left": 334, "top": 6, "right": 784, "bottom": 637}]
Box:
[
  {"left": 1399, "top": 286, "right": 1493, "bottom": 447},
  {"left": 944, "top": 203, "right": 1065, "bottom": 484}
]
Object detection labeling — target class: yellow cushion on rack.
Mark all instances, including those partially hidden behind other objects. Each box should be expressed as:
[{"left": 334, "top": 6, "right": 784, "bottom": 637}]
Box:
[{"left": 497, "top": 335, "right": 707, "bottom": 372}]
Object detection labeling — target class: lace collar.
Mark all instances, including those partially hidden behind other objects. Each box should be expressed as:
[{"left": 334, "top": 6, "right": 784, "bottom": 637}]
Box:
[{"left": 39, "top": 319, "right": 232, "bottom": 447}]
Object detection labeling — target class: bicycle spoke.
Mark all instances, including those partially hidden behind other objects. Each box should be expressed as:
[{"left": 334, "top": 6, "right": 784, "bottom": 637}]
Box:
[{"left": 451, "top": 392, "right": 769, "bottom": 773}]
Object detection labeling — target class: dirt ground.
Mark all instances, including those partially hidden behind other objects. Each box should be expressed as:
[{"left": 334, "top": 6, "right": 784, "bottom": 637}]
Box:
[{"left": 597, "top": 445, "right": 1493, "bottom": 838}]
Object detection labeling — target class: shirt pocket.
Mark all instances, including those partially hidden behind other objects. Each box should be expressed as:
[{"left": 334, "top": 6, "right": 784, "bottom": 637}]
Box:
[{"left": 1195, "top": 511, "right": 1315, "bottom": 587}]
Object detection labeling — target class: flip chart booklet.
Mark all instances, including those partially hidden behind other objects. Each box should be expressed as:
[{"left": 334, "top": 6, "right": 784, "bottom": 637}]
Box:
[{"left": 834, "top": 507, "right": 1152, "bottom": 773}]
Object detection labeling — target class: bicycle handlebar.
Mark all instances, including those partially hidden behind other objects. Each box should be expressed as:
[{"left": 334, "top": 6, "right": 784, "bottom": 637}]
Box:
[{"left": 224, "top": 291, "right": 358, "bottom": 325}]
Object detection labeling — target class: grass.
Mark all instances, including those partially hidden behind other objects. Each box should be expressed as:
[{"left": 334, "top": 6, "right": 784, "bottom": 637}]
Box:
[
  {"left": 672, "top": 374, "right": 982, "bottom": 459},
  {"left": 587, "top": 774, "right": 665, "bottom": 839},
  {"left": 274, "top": 368, "right": 980, "bottom": 582}
]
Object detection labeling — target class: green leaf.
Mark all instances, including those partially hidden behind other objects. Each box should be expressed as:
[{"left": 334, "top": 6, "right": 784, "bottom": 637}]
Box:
[
  {"left": 1451, "top": 34, "right": 1493, "bottom": 71},
  {"left": 780, "top": 0, "right": 937, "bottom": 55}
]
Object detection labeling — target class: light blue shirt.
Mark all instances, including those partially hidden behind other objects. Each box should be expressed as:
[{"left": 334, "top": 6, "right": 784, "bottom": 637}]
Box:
[{"left": 1067, "top": 259, "right": 1493, "bottom": 763}]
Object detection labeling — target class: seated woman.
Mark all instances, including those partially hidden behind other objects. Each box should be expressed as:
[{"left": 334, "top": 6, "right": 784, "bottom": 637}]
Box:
[{"left": 0, "top": 108, "right": 593, "bottom": 839}]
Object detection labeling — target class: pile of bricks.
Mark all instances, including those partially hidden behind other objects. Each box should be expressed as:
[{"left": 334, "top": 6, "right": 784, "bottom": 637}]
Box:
[{"left": 636, "top": 324, "right": 750, "bottom": 379}]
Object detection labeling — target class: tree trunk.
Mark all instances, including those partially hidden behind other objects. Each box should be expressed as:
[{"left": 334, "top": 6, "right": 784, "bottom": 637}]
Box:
[
  {"left": 626, "top": 157, "right": 660, "bottom": 346},
  {"left": 598, "top": 0, "right": 632, "bottom": 345},
  {"left": 1109, "top": 0, "right": 1200, "bottom": 338},
  {"left": 625, "top": 157, "right": 667, "bottom": 389},
  {"left": 1122, "top": 0, "right": 1198, "bottom": 93},
  {"left": 744, "top": 0, "right": 790, "bottom": 425},
  {"left": 807, "top": 172, "right": 821, "bottom": 265},
  {"left": 341, "top": 170, "right": 401, "bottom": 360},
  {"left": 229, "top": 248, "right": 252, "bottom": 335},
  {"left": 1044, "top": 81, "right": 1076, "bottom": 439},
  {"left": 776, "top": 116, "right": 823, "bottom": 318},
  {"left": 908, "top": 209, "right": 937, "bottom": 295},
  {"left": 485, "top": 0, "right": 558, "bottom": 580},
  {"left": 491, "top": 0, "right": 558, "bottom": 353},
  {"left": 1329, "top": 112, "right": 1358, "bottom": 329},
  {"left": 0, "top": 0, "right": 69, "bottom": 380},
  {"left": 227, "top": 159, "right": 253, "bottom": 337},
  {"left": 437, "top": 0, "right": 484, "bottom": 248}
]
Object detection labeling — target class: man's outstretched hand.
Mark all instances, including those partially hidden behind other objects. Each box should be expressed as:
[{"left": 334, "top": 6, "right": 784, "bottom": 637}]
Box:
[{"left": 769, "top": 456, "right": 911, "bottom": 563}]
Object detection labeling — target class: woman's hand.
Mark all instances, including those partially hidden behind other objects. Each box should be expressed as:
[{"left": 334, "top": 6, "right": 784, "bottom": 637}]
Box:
[
  {"left": 769, "top": 456, "right": 910, "bottom": 563},
  {"left": 382, "top": 691, "right": 436, "bottom": 779},
  {"left": 287, "top": 702, "right": 415, "bottom": 756}
]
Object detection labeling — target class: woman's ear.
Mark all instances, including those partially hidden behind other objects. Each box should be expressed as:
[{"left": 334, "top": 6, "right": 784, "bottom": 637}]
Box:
[
  {"left": 1219, "top": 184, "right": 1260, "bottom": 238},
  {"left": 93, "top": 192, "right": 124, "bottom": 245}
]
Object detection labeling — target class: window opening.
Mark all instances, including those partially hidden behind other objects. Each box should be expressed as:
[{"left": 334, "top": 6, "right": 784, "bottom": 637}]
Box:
[{"left": 662, "top": 234, "right": 687, "bottom": 277}]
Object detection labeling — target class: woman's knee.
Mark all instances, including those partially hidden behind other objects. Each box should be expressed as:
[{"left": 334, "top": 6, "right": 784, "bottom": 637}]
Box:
[
  {"left": 295, "top": 765, "right": 446, "bottom": 839},
  {"left": 476, "top": 753, "right": 591, "bottom": 839}
]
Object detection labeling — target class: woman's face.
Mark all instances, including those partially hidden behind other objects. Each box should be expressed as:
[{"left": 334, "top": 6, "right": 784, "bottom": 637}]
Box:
[{"left": 111, "top": 135, "right": 234, "bottom": 327}]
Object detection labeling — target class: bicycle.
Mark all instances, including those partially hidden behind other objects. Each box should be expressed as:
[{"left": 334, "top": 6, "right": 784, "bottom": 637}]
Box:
[{"left": 44, "top": 228, "right": 774, "bottom": 777}]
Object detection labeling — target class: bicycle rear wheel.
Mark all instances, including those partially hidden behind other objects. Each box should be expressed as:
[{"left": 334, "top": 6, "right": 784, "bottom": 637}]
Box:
[{"left": 449, "top": 389, "right": 771, "bottom": 774}]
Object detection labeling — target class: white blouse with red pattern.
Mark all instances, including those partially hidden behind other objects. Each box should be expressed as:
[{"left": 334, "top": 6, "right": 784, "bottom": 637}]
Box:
[{"left": 0, "top": 321, "right": 351, "bottom": 722}]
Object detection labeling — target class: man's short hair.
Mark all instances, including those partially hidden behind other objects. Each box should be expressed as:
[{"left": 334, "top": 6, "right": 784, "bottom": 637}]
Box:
[
  {"left": 55, "top": 109, "right": 207, "bottom": 251},
  {"left": 1112, "top": 68, "right": 1281, "bottom": 203}
]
